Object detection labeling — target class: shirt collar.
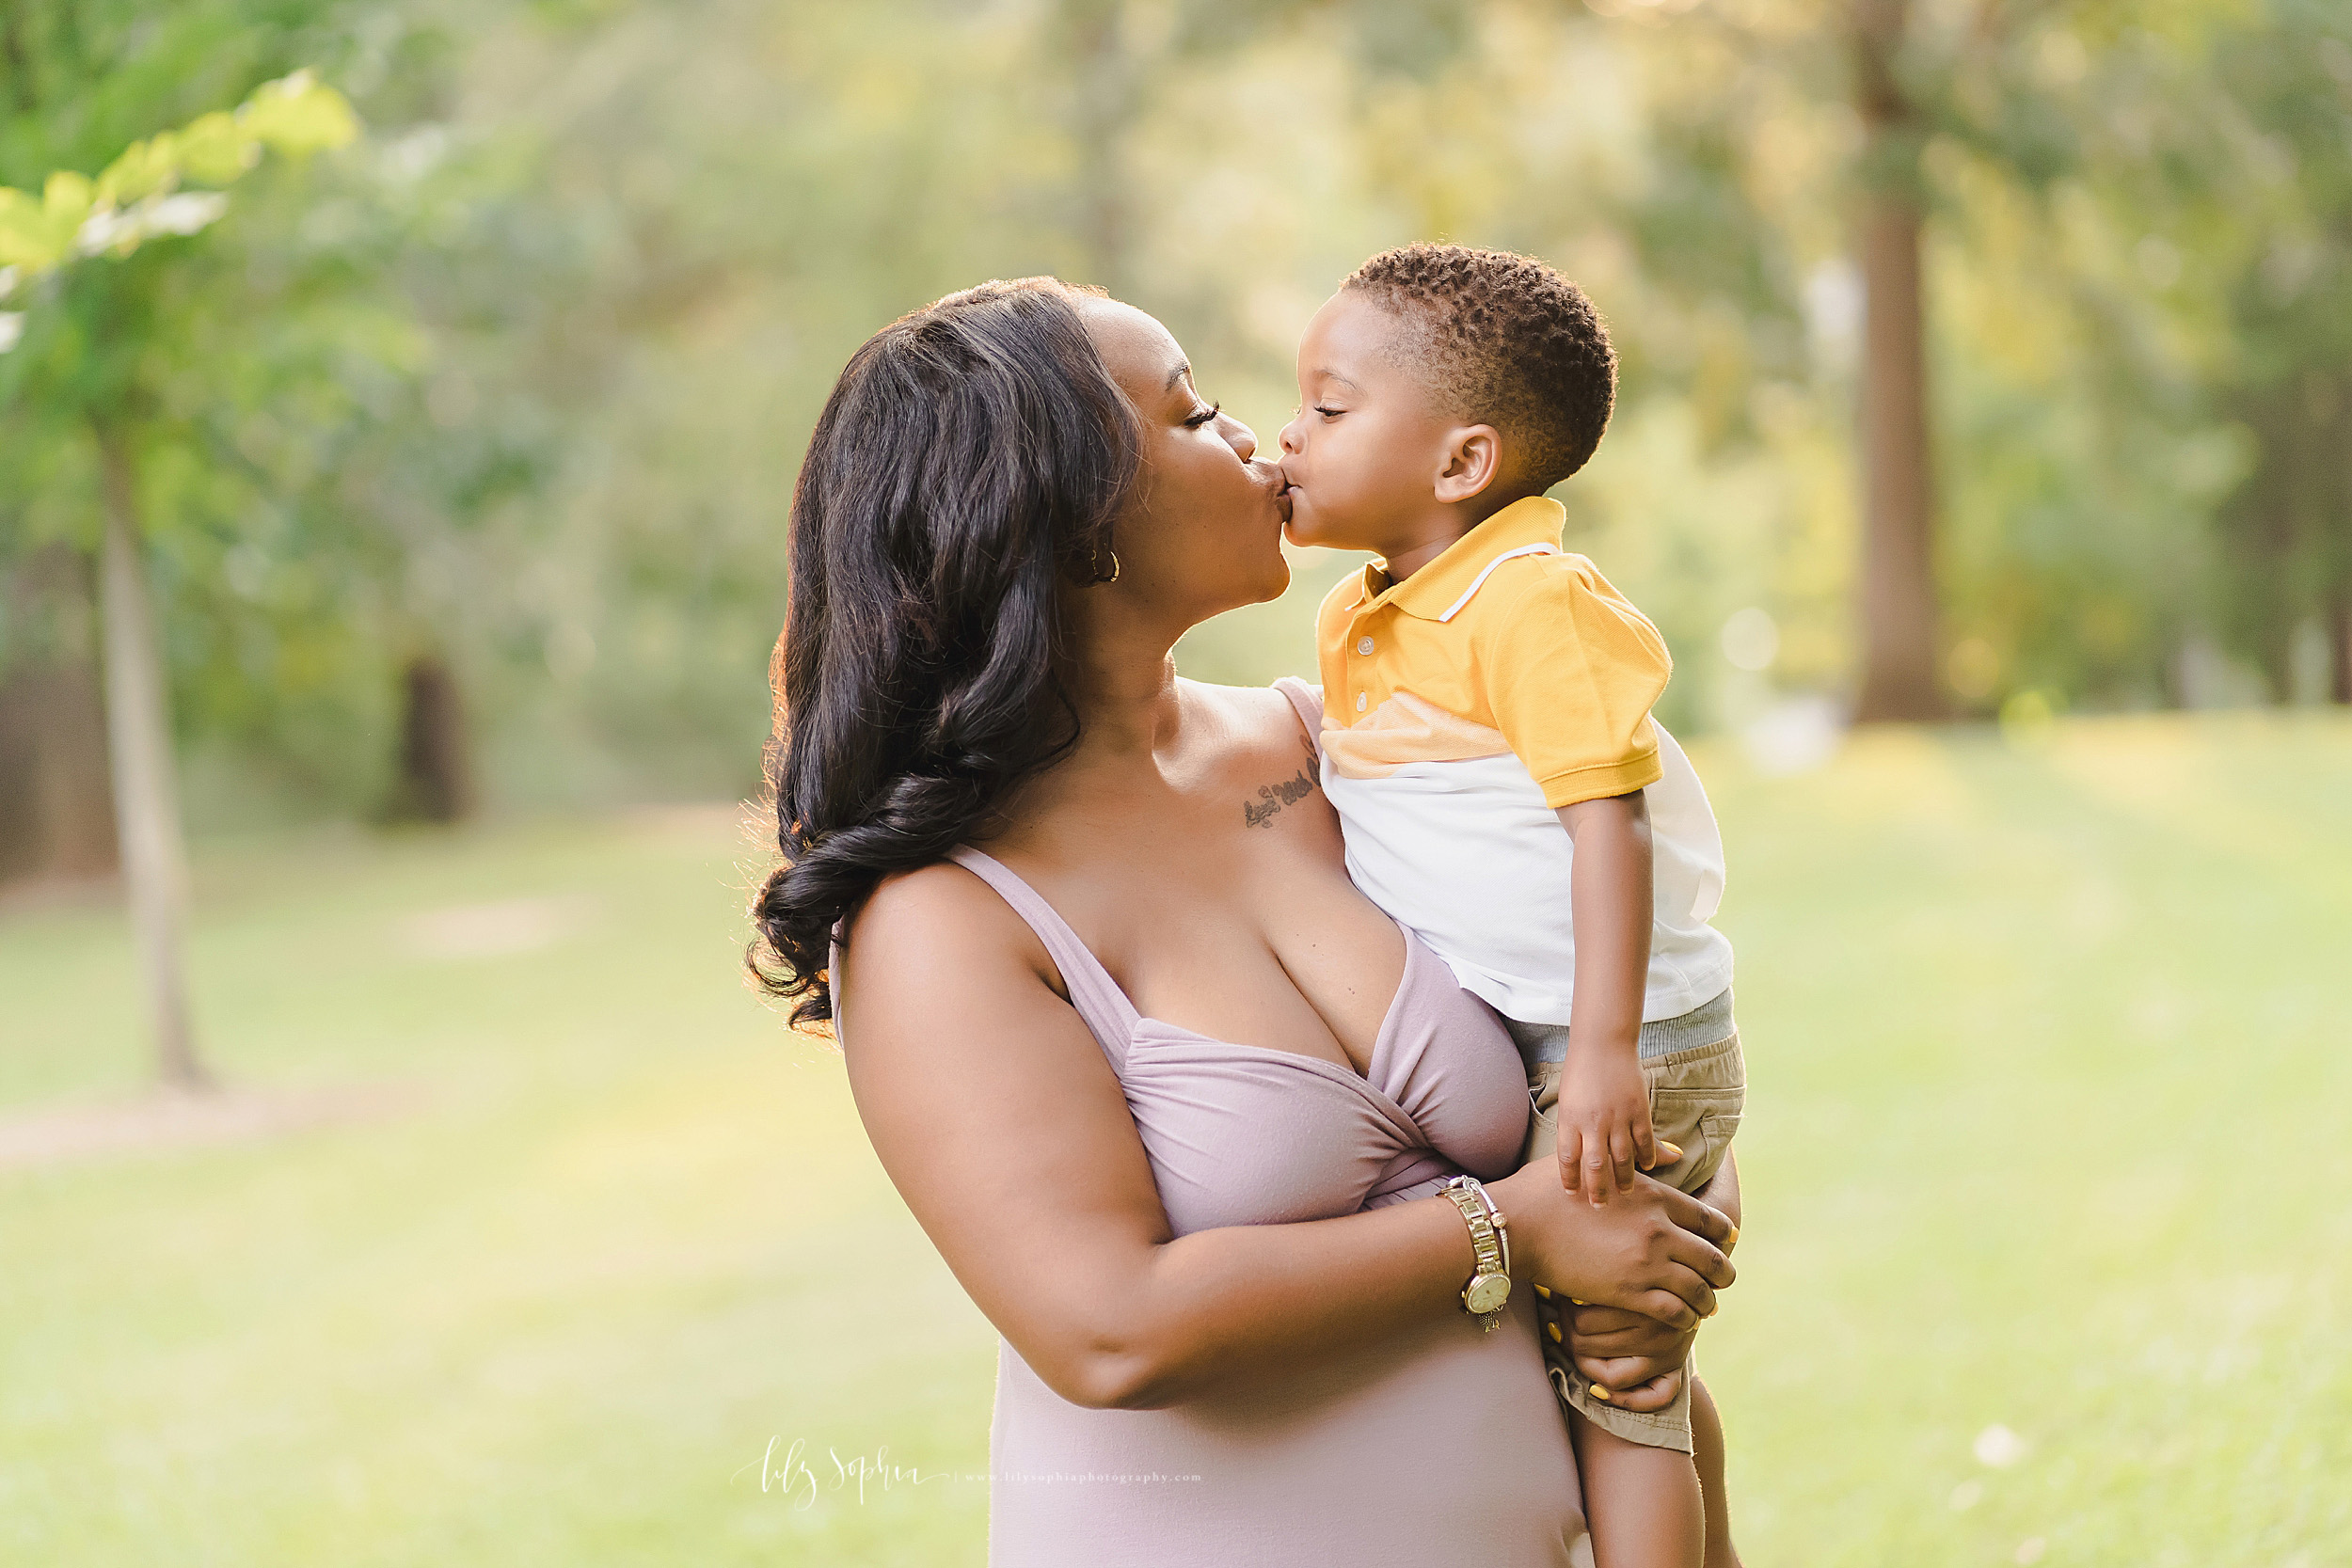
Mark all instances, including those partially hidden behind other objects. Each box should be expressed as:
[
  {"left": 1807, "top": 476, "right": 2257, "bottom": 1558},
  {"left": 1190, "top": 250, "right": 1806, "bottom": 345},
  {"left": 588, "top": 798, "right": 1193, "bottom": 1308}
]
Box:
[{"left": 1355, "top": 496, "right": 1567, "bottom": 621}]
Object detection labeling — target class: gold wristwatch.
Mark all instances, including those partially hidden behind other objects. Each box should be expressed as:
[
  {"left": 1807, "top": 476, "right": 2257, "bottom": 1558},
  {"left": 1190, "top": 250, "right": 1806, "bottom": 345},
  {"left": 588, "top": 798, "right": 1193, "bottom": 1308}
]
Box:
[{"left": 1440, "top": 1175, "right": 1511, "bottom": 1331}]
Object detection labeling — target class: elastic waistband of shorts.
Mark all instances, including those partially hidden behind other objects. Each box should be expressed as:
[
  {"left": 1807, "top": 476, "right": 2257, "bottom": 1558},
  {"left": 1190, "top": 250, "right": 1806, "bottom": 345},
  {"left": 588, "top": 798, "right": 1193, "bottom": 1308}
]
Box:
[{"left": 1507, "top": 988, "right": 1735, "bottom": 1065}]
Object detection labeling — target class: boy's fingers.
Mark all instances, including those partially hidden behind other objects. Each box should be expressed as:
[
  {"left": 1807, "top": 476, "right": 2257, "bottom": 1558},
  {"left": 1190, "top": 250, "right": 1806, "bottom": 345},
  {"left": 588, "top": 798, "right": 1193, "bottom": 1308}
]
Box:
[
  {"left": 1609, "top": 1127, "right": 1635, "bottom": 1192},
  {"left": 1559, "top": 1128, "right": 1582, "bottom": 1190},
  {"left": 1582, "top": 1139, "right": 1611, "bottom": 1204},
  {"left": 1571, "top": 1352, "right": 1652, "bottom": 1391},
  {"left": 1598, "top": 1365, "right": 1687, "bottom": 1414},
  {"left": 1633, "top": 1123, "right": 1660, "bottom": 1172}
]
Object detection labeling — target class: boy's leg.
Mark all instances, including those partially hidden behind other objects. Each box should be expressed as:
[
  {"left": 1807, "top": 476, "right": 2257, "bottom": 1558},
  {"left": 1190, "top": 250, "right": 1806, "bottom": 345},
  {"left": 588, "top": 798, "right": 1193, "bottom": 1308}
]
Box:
[
  {"left": 1690, "top": 1376, "right": 1741, "bottom": 1568},
  {"left": 1568, "top": 1405, "right": 1704, "bottom": 1568}
]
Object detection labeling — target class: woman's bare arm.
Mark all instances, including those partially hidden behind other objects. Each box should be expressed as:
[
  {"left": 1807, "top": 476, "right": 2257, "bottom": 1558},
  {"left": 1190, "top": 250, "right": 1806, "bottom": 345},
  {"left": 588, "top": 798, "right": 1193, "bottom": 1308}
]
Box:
[{"left": 838, "top": 863, "right": 1735, "bottom": 1412}]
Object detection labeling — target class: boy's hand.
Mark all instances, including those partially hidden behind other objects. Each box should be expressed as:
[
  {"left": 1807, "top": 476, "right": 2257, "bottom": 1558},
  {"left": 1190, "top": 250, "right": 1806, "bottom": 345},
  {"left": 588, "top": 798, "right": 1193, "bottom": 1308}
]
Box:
[{"left": 1553, "top": 1046, "right": 1658, "bottom": 1203}]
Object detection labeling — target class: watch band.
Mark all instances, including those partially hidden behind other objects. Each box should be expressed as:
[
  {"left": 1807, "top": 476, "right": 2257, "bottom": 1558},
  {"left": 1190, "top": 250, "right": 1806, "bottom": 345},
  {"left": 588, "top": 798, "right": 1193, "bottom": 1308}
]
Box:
[{"left": 1441, "top": 1176, "right": 1512, "bottom": 1331}]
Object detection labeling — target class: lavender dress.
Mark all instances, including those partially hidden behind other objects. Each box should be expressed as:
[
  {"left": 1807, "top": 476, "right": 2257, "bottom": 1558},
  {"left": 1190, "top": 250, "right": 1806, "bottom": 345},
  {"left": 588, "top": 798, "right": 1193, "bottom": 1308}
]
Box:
[{"left": 946, "top": 683, "right": 1593, "bottom": 1566}]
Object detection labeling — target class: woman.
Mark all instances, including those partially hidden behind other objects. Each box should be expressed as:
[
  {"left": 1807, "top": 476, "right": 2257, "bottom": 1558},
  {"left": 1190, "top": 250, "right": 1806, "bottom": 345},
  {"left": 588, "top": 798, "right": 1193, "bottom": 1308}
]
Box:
[{"left": 752, "top": 277, "right": 1737, "bottom": 1565}]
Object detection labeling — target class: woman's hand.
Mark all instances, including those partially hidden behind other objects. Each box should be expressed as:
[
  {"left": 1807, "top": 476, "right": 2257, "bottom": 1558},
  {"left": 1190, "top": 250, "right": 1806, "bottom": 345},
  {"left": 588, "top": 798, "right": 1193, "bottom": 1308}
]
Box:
[
  {"left": 1562, "top": 1150, "right": 1743, "bottom": 1409},
  {"left": 1491, "top": 1157, "right": 1735, "bottom": 1334}
]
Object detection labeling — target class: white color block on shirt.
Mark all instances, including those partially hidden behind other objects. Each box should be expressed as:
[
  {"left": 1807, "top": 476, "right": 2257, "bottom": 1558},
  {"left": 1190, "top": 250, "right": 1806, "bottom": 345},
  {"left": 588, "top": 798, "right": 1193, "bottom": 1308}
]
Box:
[{"left": 1324, "top": 721, "right": 1733, "bottom": 1026}]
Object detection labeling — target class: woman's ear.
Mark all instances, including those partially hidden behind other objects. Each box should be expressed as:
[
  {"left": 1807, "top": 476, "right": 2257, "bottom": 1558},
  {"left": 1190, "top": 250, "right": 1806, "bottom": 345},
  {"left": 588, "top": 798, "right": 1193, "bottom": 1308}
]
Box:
[{"left": 1433, "top": 424, "right": 1504, "bottom": 504}]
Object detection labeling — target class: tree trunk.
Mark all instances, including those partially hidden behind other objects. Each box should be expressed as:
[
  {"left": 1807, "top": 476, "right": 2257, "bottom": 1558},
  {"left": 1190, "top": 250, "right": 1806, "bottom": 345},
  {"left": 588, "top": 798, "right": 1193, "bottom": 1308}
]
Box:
[
  {"left": 0, "top": 543, "right": 119, "bottom": 884},
  {"left": 94, "top": 421, "right": 208, "bottom": 1090},
  {"left": 1065, "top": 0, "right": 1134, "bottom": 297},
  {"left": 2329, "top": 373, "right": 2352, "bottom": 705},
  {"left": 2329, "top": 589, "right": 2352, "bottom": 705},
  {"left": 1851, "top": 0, "right": 1948, "bottom": 723},
  {"left": 387, "top": 650, "right": 473, "bottom": 823}
]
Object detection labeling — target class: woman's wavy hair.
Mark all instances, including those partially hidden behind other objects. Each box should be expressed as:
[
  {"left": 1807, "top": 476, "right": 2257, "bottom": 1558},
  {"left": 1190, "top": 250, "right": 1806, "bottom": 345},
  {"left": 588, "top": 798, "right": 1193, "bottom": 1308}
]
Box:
[{"left": 749, "top": 277, "right": 1139, "bottom": 1028}]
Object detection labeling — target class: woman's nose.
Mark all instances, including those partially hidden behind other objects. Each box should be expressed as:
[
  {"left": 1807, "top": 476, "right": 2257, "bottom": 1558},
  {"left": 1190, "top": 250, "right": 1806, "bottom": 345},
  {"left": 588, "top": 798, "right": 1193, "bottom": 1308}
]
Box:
[{"left": 1223, "top": 414, "right": 1258, "bottom": 463}]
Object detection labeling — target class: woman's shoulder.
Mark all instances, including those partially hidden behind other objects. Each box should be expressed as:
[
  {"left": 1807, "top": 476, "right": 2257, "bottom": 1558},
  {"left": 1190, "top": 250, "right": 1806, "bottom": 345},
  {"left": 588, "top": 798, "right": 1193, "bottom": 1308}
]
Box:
[
  {"left": 1178, "top": 675, "right": 1323, "bottom": 758},
  {"left": 843, "top": 855, "right": 1055, "bottom": 1000}
]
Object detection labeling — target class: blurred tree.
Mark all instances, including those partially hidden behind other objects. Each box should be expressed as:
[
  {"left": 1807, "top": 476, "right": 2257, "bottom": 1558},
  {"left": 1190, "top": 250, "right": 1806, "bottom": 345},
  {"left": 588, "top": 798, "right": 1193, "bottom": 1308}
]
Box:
[
  {"left": 2203, "top": 3, "right": 2352, "bottom": 702},
  {"left": 1851, "top": 0, "right": 1947, "bottom": 721},
  {"left": 1, "top": 59, "right": 358, "bottom": 1086},
  {"left": 1927, "top": 0, "right": 2350, "bottom": 709},
  {"left": 386, "top": 649, "right": 470, "bottom": 821},
  {"left": 6, "top": 0, "right": 2344, "bottom": 898},
  {"left": 1063, "top": 0, "right": 1140, "bottom": 295},
  {"left": 0, "top": 541, "right": 116, "bottom": 881}
]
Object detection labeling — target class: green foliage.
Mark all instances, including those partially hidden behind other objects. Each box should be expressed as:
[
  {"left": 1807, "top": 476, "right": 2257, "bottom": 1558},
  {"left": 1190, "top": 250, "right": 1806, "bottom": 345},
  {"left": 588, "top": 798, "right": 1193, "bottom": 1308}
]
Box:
[
  {"left": 3, "top": 0, "right": 2348, "bottom": 828},
  {"left": 0, "top": 71, "right": 355, "bottom": 285}
]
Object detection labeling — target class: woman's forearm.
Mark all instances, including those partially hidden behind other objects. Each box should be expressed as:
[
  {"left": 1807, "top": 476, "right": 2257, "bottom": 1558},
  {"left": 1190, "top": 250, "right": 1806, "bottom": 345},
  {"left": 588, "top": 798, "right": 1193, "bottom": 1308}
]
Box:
[
  {"left": 1088, "top": 1193, "right": 1479, "bottom": 1408},
  {"left": 1093, "top": 1160, "right": 1733, "bottom": 1409}
]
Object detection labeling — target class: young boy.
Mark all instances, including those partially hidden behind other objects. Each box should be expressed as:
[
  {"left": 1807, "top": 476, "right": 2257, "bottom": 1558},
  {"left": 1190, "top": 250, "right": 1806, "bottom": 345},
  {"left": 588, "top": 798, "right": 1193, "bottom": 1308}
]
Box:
[{"left": 1277, "top": 244, "right": 1747, "bottom": 1568}]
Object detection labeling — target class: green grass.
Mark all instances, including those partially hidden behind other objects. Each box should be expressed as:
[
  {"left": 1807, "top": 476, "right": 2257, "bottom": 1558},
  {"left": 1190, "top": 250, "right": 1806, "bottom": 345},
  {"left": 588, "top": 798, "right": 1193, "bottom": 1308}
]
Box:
[{"left": 3, "top": 713, "right": 2348, "bottom": 1566}]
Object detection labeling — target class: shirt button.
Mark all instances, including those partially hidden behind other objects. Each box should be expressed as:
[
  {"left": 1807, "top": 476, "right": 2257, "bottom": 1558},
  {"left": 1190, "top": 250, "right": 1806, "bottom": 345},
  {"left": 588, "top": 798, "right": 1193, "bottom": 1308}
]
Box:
[
  {"left": 1357, "top": 637, "right": 1375, "bottom": 656},
  {"left": 1355, "top": 692, "right": 1368, "bottom": 712}
]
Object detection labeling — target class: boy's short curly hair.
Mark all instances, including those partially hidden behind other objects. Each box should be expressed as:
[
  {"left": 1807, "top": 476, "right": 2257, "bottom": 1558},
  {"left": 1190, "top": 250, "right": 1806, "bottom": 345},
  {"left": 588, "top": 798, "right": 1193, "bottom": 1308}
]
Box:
[{"left": 1342, "top": 243, "right": 1616, "bottom": 491}]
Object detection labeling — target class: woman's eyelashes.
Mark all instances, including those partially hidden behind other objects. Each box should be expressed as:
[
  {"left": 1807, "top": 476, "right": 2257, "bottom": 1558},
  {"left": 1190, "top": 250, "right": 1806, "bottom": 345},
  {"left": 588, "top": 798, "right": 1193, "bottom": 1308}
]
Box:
[{"left": 1182, "top": 399, "right": 1222, "bottom": 429}]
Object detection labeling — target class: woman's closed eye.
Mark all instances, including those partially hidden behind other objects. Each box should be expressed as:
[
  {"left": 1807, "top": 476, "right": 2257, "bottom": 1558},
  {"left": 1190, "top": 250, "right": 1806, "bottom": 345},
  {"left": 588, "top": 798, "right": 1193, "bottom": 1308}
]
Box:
[{"left": 1183, "top": 400, "right": 1223, "bottom": 429}]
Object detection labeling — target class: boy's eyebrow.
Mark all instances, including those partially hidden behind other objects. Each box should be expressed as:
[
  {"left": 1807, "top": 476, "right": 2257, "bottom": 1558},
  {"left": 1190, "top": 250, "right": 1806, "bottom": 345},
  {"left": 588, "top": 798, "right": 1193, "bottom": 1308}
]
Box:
[{"left": 1311, "top": 368, "right": 1362, "bottom": 390}]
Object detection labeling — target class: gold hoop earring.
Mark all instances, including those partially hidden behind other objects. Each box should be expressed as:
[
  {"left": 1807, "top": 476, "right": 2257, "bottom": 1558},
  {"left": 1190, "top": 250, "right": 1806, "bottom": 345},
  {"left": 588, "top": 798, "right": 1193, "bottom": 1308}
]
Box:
[{"left": 1102, "top": 550, "right": 1120, "bottom": 584}]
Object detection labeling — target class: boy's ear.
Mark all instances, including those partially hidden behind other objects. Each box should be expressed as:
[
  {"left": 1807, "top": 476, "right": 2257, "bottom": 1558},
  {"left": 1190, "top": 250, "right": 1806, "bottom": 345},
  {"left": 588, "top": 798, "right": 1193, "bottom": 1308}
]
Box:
[{"left": 1432, "top": 424, "right": 1504, "bottom": 504}]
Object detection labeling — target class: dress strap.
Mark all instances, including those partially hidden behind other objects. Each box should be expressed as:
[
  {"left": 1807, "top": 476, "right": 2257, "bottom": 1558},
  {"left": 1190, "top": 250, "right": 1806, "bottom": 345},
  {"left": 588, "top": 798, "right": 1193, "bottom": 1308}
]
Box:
[
  {"left": 1271, "top": 675, "right": 1326, "bottom": 765},
  {"left": 946, "top": 847, "right": 1139, "bottom": 1068}
]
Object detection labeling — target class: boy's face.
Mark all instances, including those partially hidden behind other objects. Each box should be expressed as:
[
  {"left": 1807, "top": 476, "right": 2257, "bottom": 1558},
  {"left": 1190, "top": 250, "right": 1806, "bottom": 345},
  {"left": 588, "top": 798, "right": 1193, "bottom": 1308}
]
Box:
[{"left": 1276, "top": 291, "right": 1464, "bottom": 555}]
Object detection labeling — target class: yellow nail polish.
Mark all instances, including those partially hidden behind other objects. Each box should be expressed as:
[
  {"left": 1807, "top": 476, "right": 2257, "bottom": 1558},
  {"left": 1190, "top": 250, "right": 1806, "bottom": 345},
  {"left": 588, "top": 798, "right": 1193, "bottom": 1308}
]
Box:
[
  {"left": 1568, "top": 1297, "right": 1588, "bottom": 1307},
  {"left": 1533, "top": 1283, "right": 1551, "bottom": 1299},
  {"left": 1589, "top": 1383, "right": 1612, "bottom": 1402},
  {"left": 1546, "top": 1322, "right": 1563, "bottom": 1343},
  {"left": 1724, "top": 1224, "right": 1740, "bottom": 1247}
]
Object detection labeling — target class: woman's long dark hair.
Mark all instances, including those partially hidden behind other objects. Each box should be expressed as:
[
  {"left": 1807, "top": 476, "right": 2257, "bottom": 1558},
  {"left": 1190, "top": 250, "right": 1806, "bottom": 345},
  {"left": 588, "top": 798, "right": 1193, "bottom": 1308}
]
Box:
[{"left": 750, "top": 277, "right": 1139, "bottom": 1028}]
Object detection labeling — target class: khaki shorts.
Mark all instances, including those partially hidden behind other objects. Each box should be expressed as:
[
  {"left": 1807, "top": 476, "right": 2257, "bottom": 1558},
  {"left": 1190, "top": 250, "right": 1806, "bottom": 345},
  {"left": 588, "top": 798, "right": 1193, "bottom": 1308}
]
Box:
[{"left": 1511, "top": 1006, "right": 1744, "bottom": 1454}]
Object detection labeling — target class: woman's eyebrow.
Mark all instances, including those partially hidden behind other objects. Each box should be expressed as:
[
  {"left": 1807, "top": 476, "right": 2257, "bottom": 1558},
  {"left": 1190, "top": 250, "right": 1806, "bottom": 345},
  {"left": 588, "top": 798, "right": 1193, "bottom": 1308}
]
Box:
[{"left": 1164, "top": 361, "right": 1192, "bottom": 393}]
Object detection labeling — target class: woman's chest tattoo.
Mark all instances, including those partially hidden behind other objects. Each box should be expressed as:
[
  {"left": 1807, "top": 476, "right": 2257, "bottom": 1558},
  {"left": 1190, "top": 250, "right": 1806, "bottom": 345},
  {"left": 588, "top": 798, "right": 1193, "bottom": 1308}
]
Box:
[{"left": 1243, "top": 761, "right": 1319, "bottom": 829}]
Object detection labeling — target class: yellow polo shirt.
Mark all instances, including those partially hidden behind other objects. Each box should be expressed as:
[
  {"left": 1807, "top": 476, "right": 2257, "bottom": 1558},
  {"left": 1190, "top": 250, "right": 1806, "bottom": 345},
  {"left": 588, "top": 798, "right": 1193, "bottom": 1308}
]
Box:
[
  {"left": 1306, "top": 495, "right": 1734, "bottom": 1026},
  {"left": 1314, "top": 496, "right": 1670, "bottom": 809}
]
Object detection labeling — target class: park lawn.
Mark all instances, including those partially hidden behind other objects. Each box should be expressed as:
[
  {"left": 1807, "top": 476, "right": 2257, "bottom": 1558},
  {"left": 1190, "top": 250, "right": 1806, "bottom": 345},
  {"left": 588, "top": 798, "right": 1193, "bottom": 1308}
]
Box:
[{"left": 2, "top": 712, "right": 2347, "bottom": 1566}]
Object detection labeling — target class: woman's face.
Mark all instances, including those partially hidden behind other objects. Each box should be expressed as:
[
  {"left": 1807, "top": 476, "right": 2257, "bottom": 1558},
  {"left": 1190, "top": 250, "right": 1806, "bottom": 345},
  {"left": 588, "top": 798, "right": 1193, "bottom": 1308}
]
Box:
[{"left": 1078, "top": 298, "right": 1292, "bottom": 626}]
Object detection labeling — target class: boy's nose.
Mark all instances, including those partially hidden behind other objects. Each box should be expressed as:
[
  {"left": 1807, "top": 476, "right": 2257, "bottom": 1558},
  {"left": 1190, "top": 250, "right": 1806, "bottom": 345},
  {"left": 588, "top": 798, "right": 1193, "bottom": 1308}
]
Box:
[{"left": 1277, "top": 414, "right": 1303, "bottom": 455}]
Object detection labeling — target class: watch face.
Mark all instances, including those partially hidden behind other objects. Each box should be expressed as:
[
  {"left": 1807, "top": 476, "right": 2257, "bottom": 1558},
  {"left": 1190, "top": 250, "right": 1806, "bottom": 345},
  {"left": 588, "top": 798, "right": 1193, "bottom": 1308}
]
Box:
[{"left": 1465, "top": 1274, "right": 1511, "bottom": 1314}]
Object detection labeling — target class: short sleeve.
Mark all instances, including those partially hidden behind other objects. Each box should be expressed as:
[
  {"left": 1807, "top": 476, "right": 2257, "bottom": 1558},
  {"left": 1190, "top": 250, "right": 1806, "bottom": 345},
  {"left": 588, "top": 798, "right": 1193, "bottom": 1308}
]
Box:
[
  {"left": 1472, "top": 556, "right": 1673, "bottom": 809},
  {"left": 1270, "top": 675, "right": 1326, "bottom": 765}
]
